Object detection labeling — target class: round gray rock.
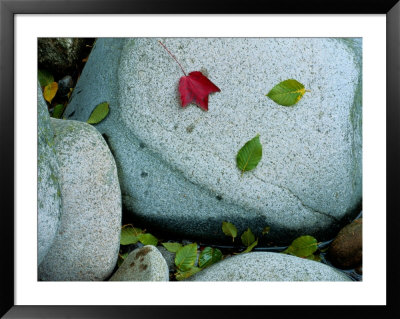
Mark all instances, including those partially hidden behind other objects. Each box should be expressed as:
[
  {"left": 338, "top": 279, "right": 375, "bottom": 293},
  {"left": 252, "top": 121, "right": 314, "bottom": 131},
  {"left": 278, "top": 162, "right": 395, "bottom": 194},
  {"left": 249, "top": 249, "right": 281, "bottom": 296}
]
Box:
[
  {"left": 110, "top": 246, "right": 169, "bottom": 281},
  {"left": 65, "top": 38, "right": 362, "bottom": 244},
  {"left": 38, "top": 119, "right": 122, "bottom": 281},
  {"left": 37, "top": 82, "right": 62, "bottom": 266},
  {"left": 187, "top": 252, "right": 351, "bottom": 281}
]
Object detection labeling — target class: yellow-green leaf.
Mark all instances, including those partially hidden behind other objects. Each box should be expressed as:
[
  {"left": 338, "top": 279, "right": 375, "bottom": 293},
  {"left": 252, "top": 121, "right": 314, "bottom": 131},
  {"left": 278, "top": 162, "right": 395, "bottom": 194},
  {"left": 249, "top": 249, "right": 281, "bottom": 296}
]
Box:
[
  {"left": 222, "top": 221, "right": 237, "bottom": 242},
  {"left": 283, "top": 235, "right": 318, "bottom": 258},
  {"left": 236, "top": 134, "right": 262, "bottom": 176},
  {"left": 266, "top": 79, "right": 309, "bottom": 106},
  {"left": 162, "top": 242, "right": 182, "bottom": 253},
  {"left": 240, "top": 239, "right": 258, "bottom": 254},
  {"left": 43, "top": 82, "right": 58, "bottom": 103},
  {"left": 138, "top": 233, "right": 158, "bottom": 246},
  {"left": 175, "top": 266, "right": 202, "bottom": 280},
  {"left": 87, "top": 102, "right": 109, "bottom": 124},
  {"left": 175, "top": 243, "right": 198, "bottom": 272},
  {"left": 120, "top": 226, "right": 144, "bottom": 245},
  {"left": 241, "top": 228, "right": 255, "bottom": 247}
]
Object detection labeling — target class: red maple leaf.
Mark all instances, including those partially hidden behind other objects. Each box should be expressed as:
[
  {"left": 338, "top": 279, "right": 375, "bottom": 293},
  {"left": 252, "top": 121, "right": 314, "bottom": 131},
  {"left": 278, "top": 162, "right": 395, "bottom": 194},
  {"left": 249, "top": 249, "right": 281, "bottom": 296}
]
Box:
[
  {"left": 159, "top": 41, "right": 221, "bottom": 111},
  {"left": 179, "top": 71, "right": 220, "bottom": 111}
]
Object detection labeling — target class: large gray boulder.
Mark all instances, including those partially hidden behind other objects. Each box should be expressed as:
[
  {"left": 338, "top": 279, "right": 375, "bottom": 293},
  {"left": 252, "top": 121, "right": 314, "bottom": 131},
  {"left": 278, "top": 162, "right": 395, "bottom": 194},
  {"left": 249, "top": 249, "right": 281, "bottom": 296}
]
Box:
[
  {"left": 38, "top": 119, "right": 122, "bottom": 281},
  {"left": 37, "top": 83, "right": 62, "bottom": 265},
  {"left": 64, "top": 38, "right": 362, "bottom": 244},
  {"left": 187, "top": 252, "right": 351, "bottom": 281}
]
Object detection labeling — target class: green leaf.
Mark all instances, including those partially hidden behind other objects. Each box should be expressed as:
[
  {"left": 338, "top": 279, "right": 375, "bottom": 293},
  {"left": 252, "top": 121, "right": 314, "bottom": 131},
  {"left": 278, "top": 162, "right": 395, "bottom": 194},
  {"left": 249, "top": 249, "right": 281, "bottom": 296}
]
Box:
[
  {"left": 262, "top": 226, "right": 271, "bottom": 236},
  {"left": 120, "top": 226, "right": 144, "bottom": 245},
  {"left": 266, "top": 79, "right": 309, "bottom": 106},
  {"left": 87, "top": 102, "right": 109, "bottom": 124},
  {"left": 236, "top": 134, "right": 262, "bottom": 175},
  {"left": 43, "top": 82, "right": 58, "bottom": 103},
  {"left": 241, "top": 239, "right": 258, "bottom": 254},
  {"left": 52, "top": 104, "right": 65, "bottom": 119},
  {"left": 199, "top": 247, "right": 223, "bottom": 268},
  {"left": 241, "top": 228, "right": 255, "bottom": 247},
  {"left": 117, "top": 252, "right": 129, "bottom": 267},
  {"left": 175, "top": 266, "right": 202, "bottom": 281},
  {"left": 162, "top": 242, "right": 182, "bottom": 253},
  {"left": 138, "top": 233, "right": 158, "bottom": 246},
  {"left": 175, "top": 243, "right": 198, "bottom": 272},
  {"left": 222, "top": 221, "right": 238, "bottom": 242},
  {"left": 283, "top": 235, "right": 318, "bottom": 258},
  {"left": 235, "top": 239, "right": 259, "bottom": 254},
  {"left": 38, "top": 69, "right": 54, "bottom": 87}
]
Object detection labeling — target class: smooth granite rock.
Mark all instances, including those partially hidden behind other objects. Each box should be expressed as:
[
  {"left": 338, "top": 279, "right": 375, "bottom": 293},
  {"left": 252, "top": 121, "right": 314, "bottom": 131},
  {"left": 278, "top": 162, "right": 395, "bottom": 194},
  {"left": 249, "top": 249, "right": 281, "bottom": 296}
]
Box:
[
  {"left": 187, "top": 252, "right": 351, "bottom": 281},
  {"left": 37, "top": 83, "right": 62, "bottom": 266},
  {"left": 110, "top": 245, "right": 169, "bottom": 281},
  {"left": 65, "top": 38, "right": 362, "bottom": 244},
  {"left": 38, "top": 119, "right": 122, "bottom": 281}
]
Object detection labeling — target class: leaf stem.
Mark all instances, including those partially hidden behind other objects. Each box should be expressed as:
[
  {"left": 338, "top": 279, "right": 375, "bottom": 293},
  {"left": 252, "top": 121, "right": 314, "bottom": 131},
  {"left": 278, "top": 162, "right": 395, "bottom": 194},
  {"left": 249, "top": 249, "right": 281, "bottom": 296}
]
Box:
[{"left": 158, "top": 40, "right": 187, "bottom": 76}]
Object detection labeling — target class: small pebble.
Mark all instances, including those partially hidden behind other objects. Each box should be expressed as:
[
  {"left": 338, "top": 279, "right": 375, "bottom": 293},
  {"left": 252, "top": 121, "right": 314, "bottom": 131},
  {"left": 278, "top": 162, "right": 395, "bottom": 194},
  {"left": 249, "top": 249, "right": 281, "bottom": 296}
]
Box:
[
  {"left": 110, "top": 245, "right": 169, "bottom": 281},
  {"left": 58, "top": 75, "right": 74, "bottom": 96}
]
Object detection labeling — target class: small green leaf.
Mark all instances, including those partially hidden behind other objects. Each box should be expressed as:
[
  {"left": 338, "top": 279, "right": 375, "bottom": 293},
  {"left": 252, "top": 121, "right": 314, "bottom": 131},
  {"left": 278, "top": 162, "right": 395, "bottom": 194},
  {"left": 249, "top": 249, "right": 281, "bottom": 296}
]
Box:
[
  {"left": 162, "top": 242, "right": 182, "bottom": 253},
  {"left": 52, "top": 104, "right": 65, "bottom": 119},
  {"left": 43, "top": 82, "right": 58, "bottom": 103},
  {"left": 120, "top": 226, "right": 144, "bottom": 245},
  {"left": 87, "top": 102, "right": 109, "bottom": 124},
  {"left": 222, "top": 221, "right": 238, "bottom": 242},
  {"left": 199, "top": 247, "right": 223, "bottom": 268},
  {"left": 236, "top": 134, "right": 262, "bottom": 175},
  {"left": 283, "top": 235, "right": 318, "bottom": 258},
  {"left": 241, "top": 228, "right": 256, "bottom": 247},
  {"left": 240, "top": 239, "right": 258, "bottom": 254},
  {"left": 138, "top": 233, "right": 158, "bottom": 246},
  {"left": 117, "top": 252, "right": 129, "bottom": 267},
  {"left": 175, "top": 266, "right": 202, "bottom": 280},
  {"left": 262, "top": 226, "right": 271, "bottom": 236},
  {"left": 38, "top": 69, "right": 54, "bottom": 87},
  {"left": 266, "top": 79, "right": 309, "bottom": 106},
  {"left": 175, "top": 243, "right": 198, "bottom": 272}
]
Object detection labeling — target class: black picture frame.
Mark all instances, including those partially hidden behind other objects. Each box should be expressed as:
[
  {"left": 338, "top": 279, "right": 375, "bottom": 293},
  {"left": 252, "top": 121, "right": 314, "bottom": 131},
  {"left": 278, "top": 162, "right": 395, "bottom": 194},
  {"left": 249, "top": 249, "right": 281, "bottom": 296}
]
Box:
[{"left": 1, "top": 0, "right": 399, "bottom": 317}]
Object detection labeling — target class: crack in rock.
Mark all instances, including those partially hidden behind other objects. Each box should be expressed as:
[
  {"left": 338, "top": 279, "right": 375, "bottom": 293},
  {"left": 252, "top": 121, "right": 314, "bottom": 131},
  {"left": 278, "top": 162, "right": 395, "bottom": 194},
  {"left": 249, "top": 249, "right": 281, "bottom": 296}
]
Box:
[{"left": 121, "top": 113, "right": 340, "bottom": 223}]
